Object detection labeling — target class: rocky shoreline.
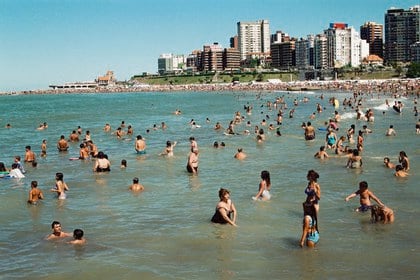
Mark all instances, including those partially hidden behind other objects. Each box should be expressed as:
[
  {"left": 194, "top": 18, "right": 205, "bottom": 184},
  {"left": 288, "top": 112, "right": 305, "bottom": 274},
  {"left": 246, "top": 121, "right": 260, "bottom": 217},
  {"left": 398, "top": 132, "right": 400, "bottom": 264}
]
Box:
[{"left": 2, "top": 78, "right": 419, "bottom": 96}]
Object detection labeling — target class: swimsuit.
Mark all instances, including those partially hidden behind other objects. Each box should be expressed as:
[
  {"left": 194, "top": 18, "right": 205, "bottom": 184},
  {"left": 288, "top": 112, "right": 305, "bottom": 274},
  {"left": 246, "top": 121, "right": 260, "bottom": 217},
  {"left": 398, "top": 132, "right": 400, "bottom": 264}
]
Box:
[
  {"left": 96, "top": 167, "right": 111, "bottom": 172},
  {"left": 306, "top": 216, "right": 319, "bottom": 243},
  {"left": 305, "top": 135, "right": 315, "bottom": 140},
  {"left": 358, "top": 205, "right": 371, "bottom": 212},
  {"left": 305, "top": 185, "right": 319, "bottom": 204},
  {"left": 327, "top": 135, "right": 336, "bottom": 145},
  {"left": 351, "top": 160, "right": 361, "bottom": 168},
  {"left": 211, "top": 207, "right": 232, "bottom": 224},
  {"left": 262, "top": 189, "right": 271, "bottom": 200},
  {"left": 186, "top": 164, "right": 198, "bottom": 173},
  {"left": 137, "top": 150, "right": 146, "bottom": 155}
]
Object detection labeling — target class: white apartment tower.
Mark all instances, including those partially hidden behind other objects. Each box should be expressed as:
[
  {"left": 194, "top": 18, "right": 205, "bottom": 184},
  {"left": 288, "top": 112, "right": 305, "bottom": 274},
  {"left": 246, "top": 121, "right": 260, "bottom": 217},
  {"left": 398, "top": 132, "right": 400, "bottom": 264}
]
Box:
[
  {"left": 325, "top": 23, "right": 365, "bottom": 68},
  {"left": 237, "top": 20, "right": 270, "bottom": 61}
]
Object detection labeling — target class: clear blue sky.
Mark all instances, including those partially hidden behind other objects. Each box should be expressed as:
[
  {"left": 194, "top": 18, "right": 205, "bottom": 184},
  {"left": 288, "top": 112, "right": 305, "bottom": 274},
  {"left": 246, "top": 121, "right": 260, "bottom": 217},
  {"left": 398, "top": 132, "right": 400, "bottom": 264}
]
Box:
[{"left": 0, "top": 0, "right": 418, "bottom": 91}]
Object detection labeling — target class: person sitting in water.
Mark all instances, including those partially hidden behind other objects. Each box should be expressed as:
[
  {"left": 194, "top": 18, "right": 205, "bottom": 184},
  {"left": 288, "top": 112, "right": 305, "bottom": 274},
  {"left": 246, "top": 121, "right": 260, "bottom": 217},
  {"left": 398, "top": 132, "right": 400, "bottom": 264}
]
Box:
[
  {"left": 211, "top": 188, "right": 237, "bottom": 226},
  {"left": 46, "top": 221, "right": 71, "bottom": 240},
  {"left": 129, "top": 177, "right": 144, "bottom": 192},
  {"left": 8, "top": 163, "right": 25, "bottom": 179},
  {"left": 68, "top": 229, "right": 86, "bottom": 245},
  {"left": 394, "top": 165, "right": 408, "bottom": 177},
  {"left": 234, "top": 148, "right": 247, "bottom": 160},
  {"left": 314, "top": 146, "right": 329, "bottom": 159},
  {"left": 383, "top": 157, "right": 395, "bottom": 169},
  {"left": 345, "top": 181, "right": 384, "bottom": 212},
  {"left": 370, "top": 204, "right": 395, "bottom": 224}
]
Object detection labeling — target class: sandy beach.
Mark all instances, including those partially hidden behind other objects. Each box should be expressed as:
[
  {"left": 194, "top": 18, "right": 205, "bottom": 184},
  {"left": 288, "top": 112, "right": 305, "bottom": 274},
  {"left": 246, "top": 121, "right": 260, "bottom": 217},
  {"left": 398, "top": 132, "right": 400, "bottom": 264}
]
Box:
[{"left": 2, "top": 78, "right": 419, "bottom": 96}]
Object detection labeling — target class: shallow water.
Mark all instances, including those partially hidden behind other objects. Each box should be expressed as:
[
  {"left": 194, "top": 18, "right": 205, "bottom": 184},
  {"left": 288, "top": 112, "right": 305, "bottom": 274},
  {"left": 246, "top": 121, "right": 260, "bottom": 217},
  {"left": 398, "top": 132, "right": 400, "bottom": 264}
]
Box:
[{"left": 0, "top": 90, "right": 419, "bottom": 279}]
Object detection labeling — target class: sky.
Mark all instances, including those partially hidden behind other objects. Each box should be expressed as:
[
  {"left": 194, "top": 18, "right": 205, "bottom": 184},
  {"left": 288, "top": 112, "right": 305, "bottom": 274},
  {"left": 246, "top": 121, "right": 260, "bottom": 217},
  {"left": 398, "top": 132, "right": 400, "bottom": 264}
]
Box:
[{"left": 1, "top": 0, "right": 418, "bottom": 91}]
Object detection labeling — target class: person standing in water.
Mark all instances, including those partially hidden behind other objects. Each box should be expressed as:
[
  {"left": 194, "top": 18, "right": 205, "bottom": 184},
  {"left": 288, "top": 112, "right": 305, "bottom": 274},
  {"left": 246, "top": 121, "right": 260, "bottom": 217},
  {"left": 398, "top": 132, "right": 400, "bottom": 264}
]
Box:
[
  {"left": 28, "top": 181, "right": 44, "bottom": 204},
  {"left": 51, "top": 172, "right": 69, "bottom": 200},
  {"left": 252, "top": 170, "right": 271, "bottom": 201},
  {"left": 299, "top": 197, "right": 319, "bottom": 248},
  {"left": 304, "top": 170, "right": 321, "bottom": 216}
]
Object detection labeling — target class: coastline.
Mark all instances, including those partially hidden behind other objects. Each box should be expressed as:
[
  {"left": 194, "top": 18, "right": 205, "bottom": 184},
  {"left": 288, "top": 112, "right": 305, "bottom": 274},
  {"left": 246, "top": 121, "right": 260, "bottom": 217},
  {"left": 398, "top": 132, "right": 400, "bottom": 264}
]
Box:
[{"left": 1, "top": 78, "right": 419, "bottom": 96}]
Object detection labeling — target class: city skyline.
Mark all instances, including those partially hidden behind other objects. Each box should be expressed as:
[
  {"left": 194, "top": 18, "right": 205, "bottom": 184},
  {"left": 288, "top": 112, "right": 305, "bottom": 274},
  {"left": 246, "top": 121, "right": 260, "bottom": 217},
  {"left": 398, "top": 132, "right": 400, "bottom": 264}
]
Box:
[{"left": 1, "top": 0, "right": 418, "bottom": 91}]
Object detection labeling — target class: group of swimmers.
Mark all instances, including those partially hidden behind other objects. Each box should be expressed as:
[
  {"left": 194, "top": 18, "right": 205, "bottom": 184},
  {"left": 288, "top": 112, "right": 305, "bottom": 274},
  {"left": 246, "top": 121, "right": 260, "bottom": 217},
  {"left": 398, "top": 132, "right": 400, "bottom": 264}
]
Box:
[{"left": 1, "top": 87, "right": 417, "bottom": 251}]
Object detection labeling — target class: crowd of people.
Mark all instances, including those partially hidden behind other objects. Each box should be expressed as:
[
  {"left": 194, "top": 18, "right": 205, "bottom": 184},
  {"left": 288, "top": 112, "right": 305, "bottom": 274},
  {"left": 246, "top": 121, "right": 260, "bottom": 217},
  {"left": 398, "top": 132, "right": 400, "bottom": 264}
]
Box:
[{"left": 1, "top": 82, "right": 418, "bottom": 249}]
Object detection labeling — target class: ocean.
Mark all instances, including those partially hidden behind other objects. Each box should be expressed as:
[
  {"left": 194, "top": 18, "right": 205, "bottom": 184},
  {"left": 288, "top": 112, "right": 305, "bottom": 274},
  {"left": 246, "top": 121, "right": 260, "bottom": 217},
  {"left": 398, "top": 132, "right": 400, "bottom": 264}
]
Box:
[{"left": 0, "top": 90, "right": 418, "bottom": 279}]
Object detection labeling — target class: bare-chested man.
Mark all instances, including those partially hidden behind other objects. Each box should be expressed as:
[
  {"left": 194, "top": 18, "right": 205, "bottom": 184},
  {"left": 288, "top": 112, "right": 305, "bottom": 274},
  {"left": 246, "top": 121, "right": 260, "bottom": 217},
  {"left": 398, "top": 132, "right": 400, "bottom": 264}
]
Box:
[
  {"left": 135, "top": 135, "right": 146, "bottom": 154},
  {"left": 24, "top": 145, "right": 36, "bottom": 163},
  {"left": 304, "top": 121, "right": 315, "bottom": 140},
  {"left": 46, "top": 221, "right": 71, "bottom": 240},
  {"left": 129, "top": 177, "right": 145, "bottom": 192},
  {"left": 28, "top": 181, "right": 43, "bottom": 204},
  {"left": 57, "top": 135, "right": 69, "bottom": 151}
]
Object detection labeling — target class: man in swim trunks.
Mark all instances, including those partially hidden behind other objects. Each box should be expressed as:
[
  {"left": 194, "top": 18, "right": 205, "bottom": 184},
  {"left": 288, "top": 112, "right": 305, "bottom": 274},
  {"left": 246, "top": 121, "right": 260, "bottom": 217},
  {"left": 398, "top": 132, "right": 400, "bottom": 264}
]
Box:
[
  {"left": 24, "top": 145, "right": 36, "bottom": 163},
  {"left": 345, "top": 181, "right": 384, "bottom": 212},
  {"left": 304, "top": 122, "right": 315, "bottom": 140},
  {"left": 57, "top": 135, "right": 69, "bottom": 151},
  {"left": 28, "top": 181, "right": 43, "bottom": 204},
  {"left": 135, "top": 135, "right": 146, "bottom": 154}
]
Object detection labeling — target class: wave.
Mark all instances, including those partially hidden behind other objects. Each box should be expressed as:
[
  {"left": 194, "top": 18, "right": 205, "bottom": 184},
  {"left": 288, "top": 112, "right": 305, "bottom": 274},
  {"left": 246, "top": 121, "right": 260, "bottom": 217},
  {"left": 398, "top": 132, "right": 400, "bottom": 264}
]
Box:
[
  {"left": 373, "top": 103, "right": 390, "bottom": 111},
  {"left": 340, "top": 112, "right": 357, "bottom": 120}
]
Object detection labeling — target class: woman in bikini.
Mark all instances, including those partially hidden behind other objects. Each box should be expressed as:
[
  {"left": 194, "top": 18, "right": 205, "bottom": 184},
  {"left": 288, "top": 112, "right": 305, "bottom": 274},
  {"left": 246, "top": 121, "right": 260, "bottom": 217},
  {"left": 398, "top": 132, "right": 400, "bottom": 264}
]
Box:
[
  {"left": 51, "top": 172, "right": 69, "bottom": 200},
  {"left": 211, "top": 188, "right": 237, "bottom": 227},
  {"left": 304, "top": 170, "right": 321, "bottom": 216},
  {"left": 252, "top": 170, "right": 271, "bottom": 201}
]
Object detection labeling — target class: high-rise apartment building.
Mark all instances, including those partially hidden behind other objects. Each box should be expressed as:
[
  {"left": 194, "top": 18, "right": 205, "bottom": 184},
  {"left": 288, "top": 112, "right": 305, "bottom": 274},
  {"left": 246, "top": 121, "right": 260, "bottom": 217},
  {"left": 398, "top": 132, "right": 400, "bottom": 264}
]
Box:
[
  {"left": 325, "top": 23, "right": 364, "bottom": 68},
  {"left": 360, "top": 22, "right": 384, "bottom": 58},
  {"left": 410, "top": 42, "right": 420, "bottom": 62},
  {"left": 196, "top": 43, "right": 240, "bottom": 72},
  {"left": 223, "top": 48, "right": 241, "bottom": 70},
  {"left": 314, "top": 34, "right": 328, "bottom": 69},
  {"left": 385, "top": 6, "right": 420, "bottom": 63},
  {"left": 201, "top": 43, "right": 224, "bottom": 72},
  {"left": 295, "top": 35, "right": 314, "bottom": 69},
  {"left": 270, "top": 41, "right": 295, "bottom": 70},
  {"left": 230, "top": 36, "right": 238, "bottom": 49},
  {"left": 237, "top": 20, "right": 270, "bottom": 61}
]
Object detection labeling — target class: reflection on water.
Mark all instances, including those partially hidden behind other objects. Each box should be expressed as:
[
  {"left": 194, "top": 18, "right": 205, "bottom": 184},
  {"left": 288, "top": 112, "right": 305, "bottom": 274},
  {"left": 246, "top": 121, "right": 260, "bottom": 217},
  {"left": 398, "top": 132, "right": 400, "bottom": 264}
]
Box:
[{"left": 0, "top": 91, "right": 418, "bottom": 279}]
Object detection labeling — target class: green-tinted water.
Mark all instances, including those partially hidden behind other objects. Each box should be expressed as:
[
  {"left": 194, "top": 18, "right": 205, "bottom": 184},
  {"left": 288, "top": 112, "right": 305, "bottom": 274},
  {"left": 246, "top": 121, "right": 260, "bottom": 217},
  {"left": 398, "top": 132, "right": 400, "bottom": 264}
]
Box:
[{"left": 0, "top": 90, "right": 418, "bottom": 279}]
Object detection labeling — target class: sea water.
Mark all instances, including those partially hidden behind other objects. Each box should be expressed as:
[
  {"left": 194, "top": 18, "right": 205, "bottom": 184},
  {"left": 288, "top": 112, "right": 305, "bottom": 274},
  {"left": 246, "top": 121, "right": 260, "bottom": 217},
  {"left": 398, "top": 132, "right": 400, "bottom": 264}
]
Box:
[{"left": 0, "top": 90, "right": 418, "bottom": 279}]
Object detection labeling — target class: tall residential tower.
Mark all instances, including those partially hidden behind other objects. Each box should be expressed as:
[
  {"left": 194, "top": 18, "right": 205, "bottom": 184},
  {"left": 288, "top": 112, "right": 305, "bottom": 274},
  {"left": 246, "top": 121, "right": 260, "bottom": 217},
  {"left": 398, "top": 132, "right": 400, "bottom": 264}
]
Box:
[
  {"left": 237, "top": 20, "right": 270, "bottom": 61},
  {"left": 360, "top": 22, "right": 383, "bottom": 58},
  {"left": 385, "top": 6, "right": 420, "bottom": 63}
]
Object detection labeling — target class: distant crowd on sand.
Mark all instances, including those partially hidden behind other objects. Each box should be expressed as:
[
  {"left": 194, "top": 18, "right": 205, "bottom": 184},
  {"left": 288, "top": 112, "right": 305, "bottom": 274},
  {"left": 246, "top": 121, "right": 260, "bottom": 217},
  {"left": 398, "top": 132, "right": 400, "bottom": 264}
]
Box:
[
  {"left": 1, "top": 80, "right": 418, "bottom": 250},
  {"left": 2, "top": 78, "right": 419, "bottom": 96}
]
